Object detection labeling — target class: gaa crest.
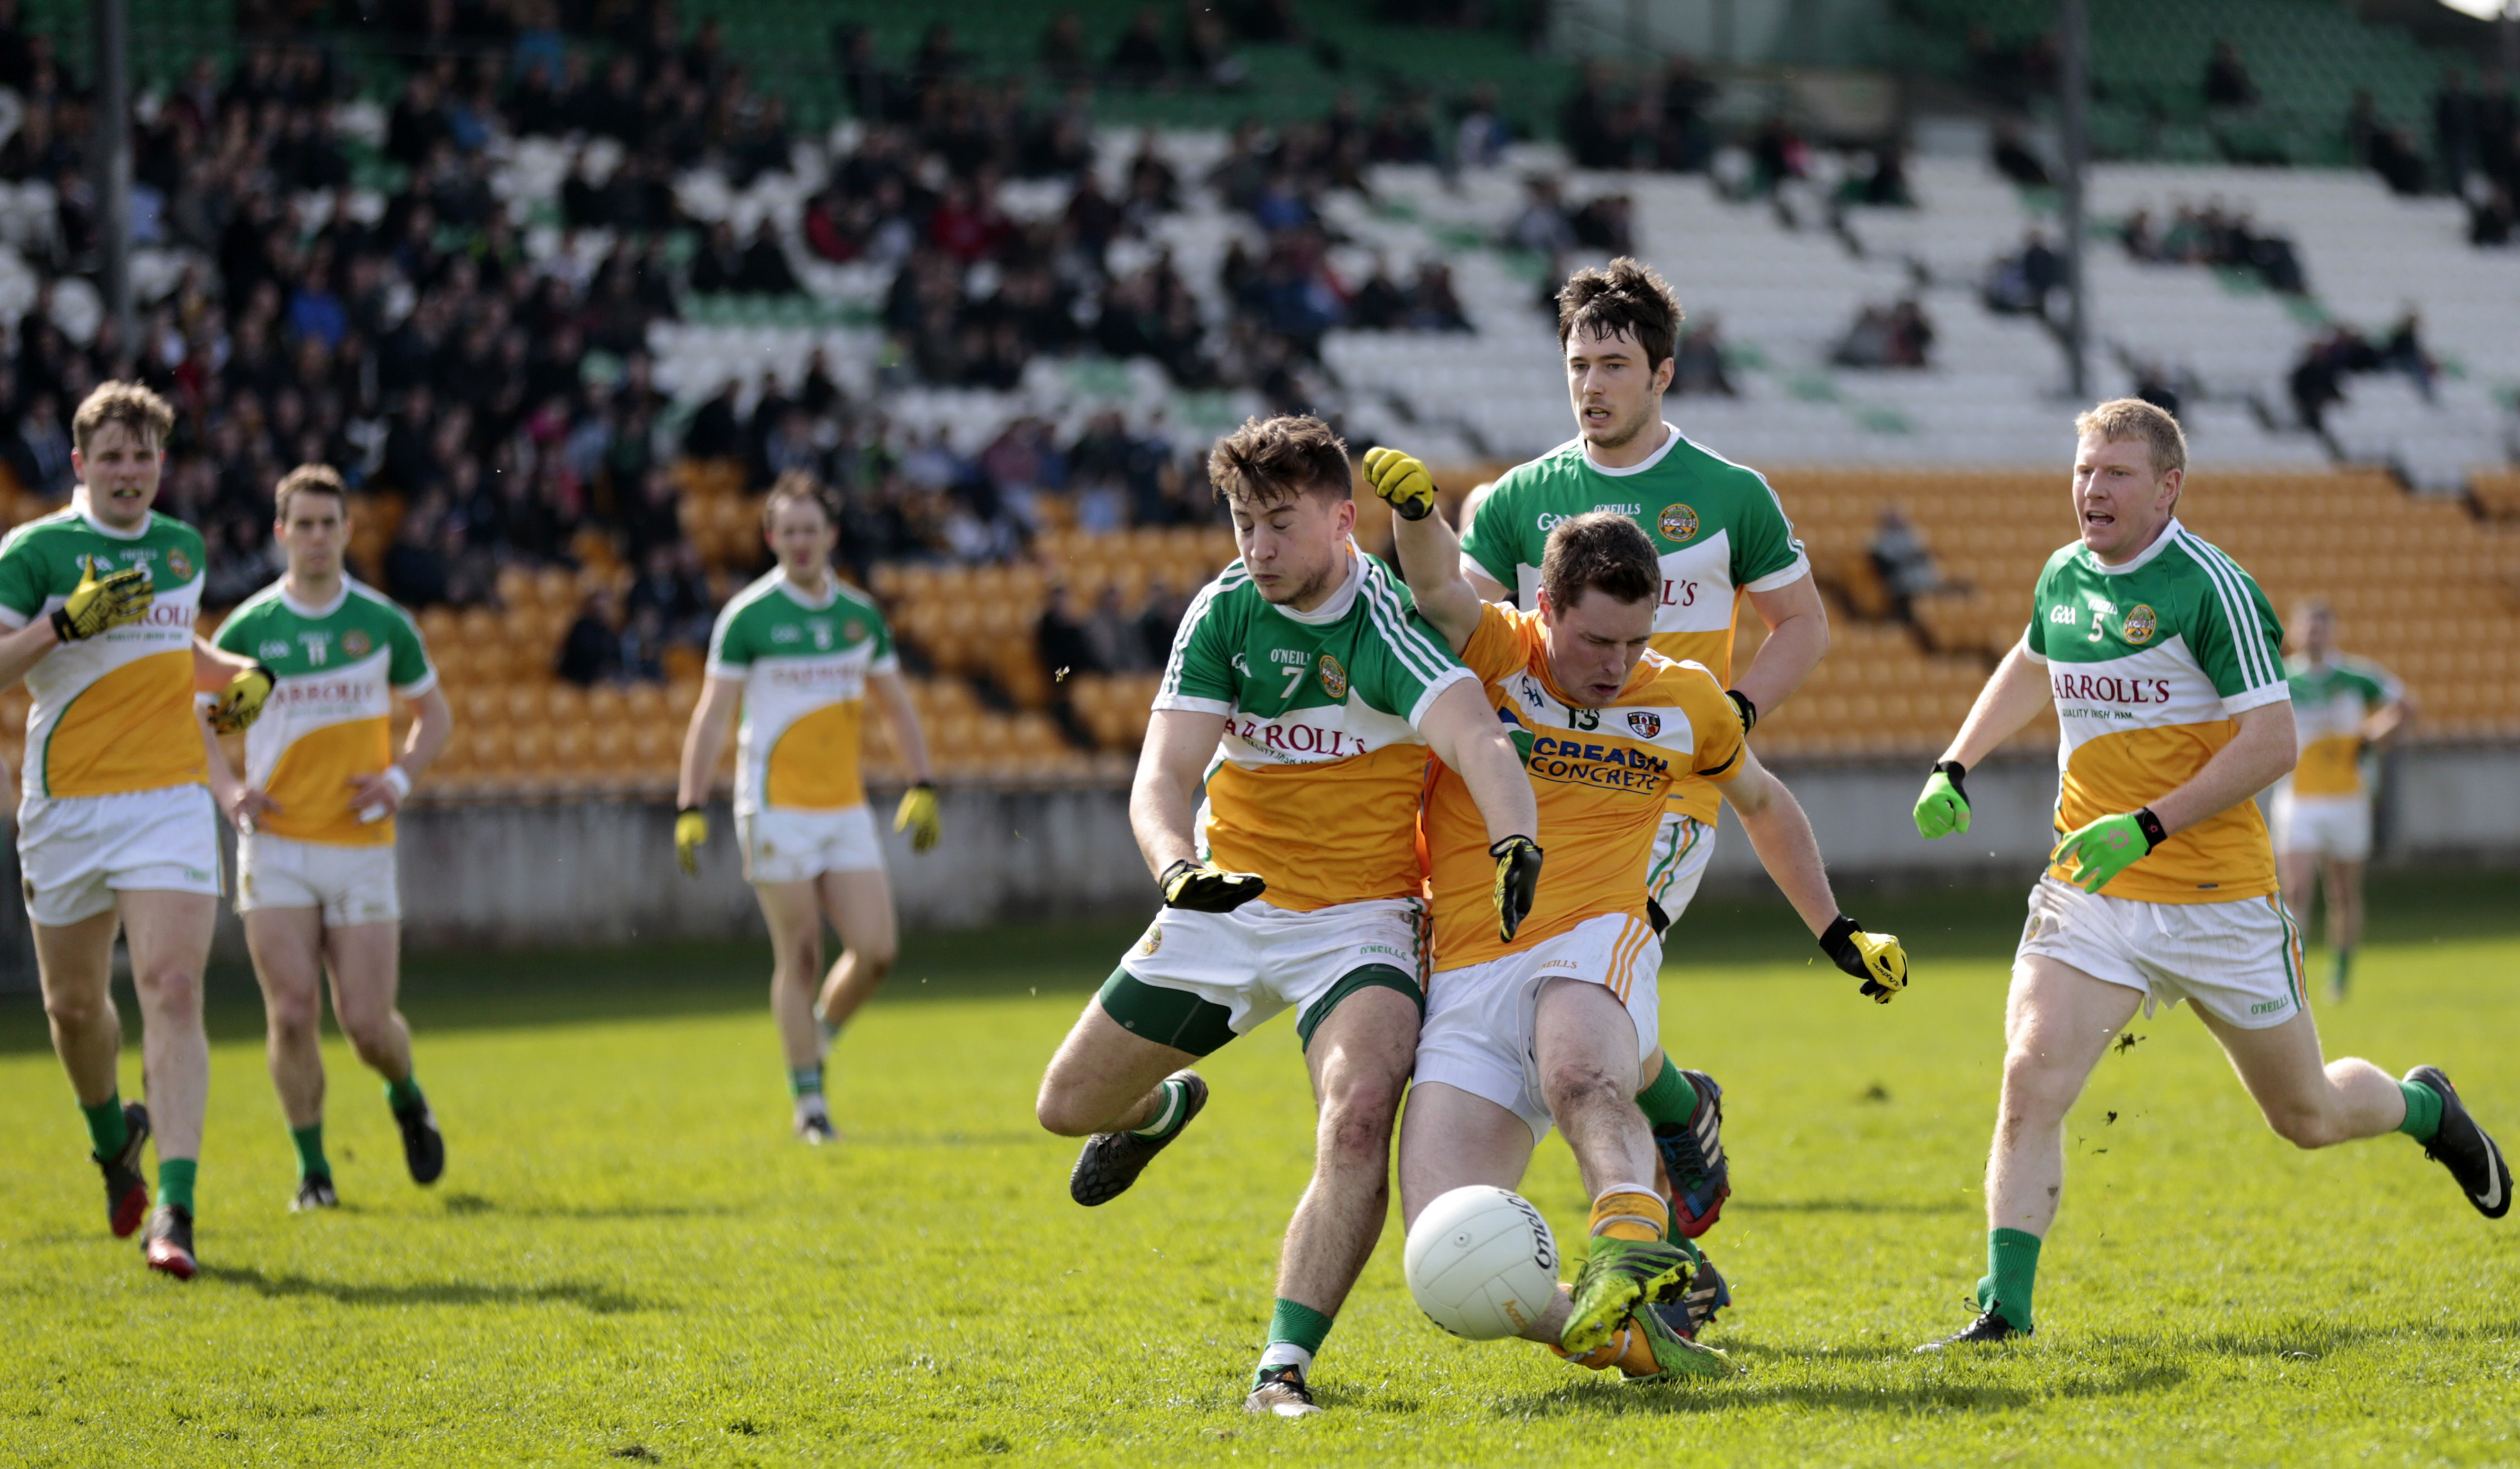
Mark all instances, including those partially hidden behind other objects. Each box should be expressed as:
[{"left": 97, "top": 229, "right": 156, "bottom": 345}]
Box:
[
  {"left": 1317, "top": 652, "right": 1349, "bottom": 700},
  {"left": 2121, "top": 604, "right": 2158, "bottom": 644},
  {"left": 1627, "top": 710, "right": 1661, "bottom": 738},
  {"left": 342, "top": 628, "right": 373, "bottom": 657},
  {"left": 1657, "top": 503, "right": 1699, "bottom": 542}
]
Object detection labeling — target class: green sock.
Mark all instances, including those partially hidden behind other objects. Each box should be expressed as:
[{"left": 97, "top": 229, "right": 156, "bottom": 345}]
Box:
[
  {"left": 1128, "top": 1078, "right": 1191, "bottom": 1141},
  {"left": 2397, "top": 1078, "right": 2442, "bottom": 1143},
  {"left": 2331, "top": 948, "right": 2354, "bottom": 994},
  {"left": 157, "top": 1158, "right": 197, "bottom": 1213},
  {"left": 385, "top": 1074, "right": 425, "bottom": 1113},
  {"left": 1974, "top": 1228, "right": 2041, "bottom": 1332},
  {"left": 788, "top": 1065, "right": 824, "bottom": 1100},
  {"left": 1254, "top": 1297, "right": 1335, "bottom": 1385},
  {"left": 81, "top": 1092, "right": 132, "bottom": 1159},
  {"left": 1634, "top": 1056, "right": 1699, "bottom": 1128},
  {"left": 291, "top": 1123, "right": 329, "bottom": 1181}
]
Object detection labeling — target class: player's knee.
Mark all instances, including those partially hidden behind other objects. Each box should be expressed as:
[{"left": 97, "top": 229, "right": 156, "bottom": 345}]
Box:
[
  {"left": 850, "top": 938, "right": 897, "bottom": 978},
  {"left": 265, "top": 991, "right": 322, "bottom": 1041},
  {"left": 1318, "top": 1085, "right": 1401, "bottom": 1166},
  {"left": 1033, "top": 1082, "right": 1096, "bottom": 1137},
  {"left": 1539, "top": 1060, "right": 1626, "bottom": 1119},
  {"left": 137, "top": 969, "right": 203, "bottom": 1026},
  {"left": 2264, "top": 1103, "right": 2343, "bottom": 1149},
  {"left": 338, "top": 1009, "right": 395, "bottom": 1063},
  {"left": 1998, "top": 1047, "right": 2077, "bottom": 1119},
  {"left": 42, "top": 987, "right": 108, "bottom": 1032}
]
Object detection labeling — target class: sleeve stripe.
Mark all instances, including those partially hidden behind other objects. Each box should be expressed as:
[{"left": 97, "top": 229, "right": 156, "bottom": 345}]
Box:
[
  {"left": 1357, "top": 567, "right": 1459, "bottom": 690},
  {"left": 2179, "top": 531, "right": 2281, "bottom": 691},
  {"left": 1159, "top": 571, "right": 1242, "bottom": 704}
]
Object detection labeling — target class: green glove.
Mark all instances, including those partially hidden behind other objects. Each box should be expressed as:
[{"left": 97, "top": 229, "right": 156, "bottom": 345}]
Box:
[
  {"left": 1361, "top": 446, "right": 1437, "bottom": 521},
  {"left": 2052, "top": 808, "right": 2166, "bottom": 893},
  {"left": 1913, "top": 760, "right": 1971, "bottom": 839}
]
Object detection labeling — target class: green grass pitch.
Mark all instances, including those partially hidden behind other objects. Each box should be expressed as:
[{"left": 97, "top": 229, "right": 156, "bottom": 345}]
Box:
[{"left": 3, "top": 874, "right": 2517, "bottom": 1466}]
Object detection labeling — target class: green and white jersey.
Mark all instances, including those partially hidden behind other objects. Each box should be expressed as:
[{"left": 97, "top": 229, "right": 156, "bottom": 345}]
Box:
[
  {"left": 1460, "top": 426, "right": 1807, "bottom": 822},
  {"left": 2283, "top": 653, "right": 2398, "bottom": 800},
  {"left": 1155, "top": 546, "right": 1470, "bottom": 912},
  {"left": 0, "top": 503, "right": 208, "bottom": 801},
  {"left": 2022, "top": 518, "right": 2287, "bottom": 903},
  {"left": 213, "top": 577, "right": 435, "bottom": 847},
  {"left": 705, "top": 567, "right": 896, "bottom": 817}
]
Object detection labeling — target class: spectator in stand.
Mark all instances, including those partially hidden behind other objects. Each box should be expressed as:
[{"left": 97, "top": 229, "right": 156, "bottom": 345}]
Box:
[
  {"left": 1137, "top": 577, "right": 1186, "bottom": 665},
  {"left": 1656, "top": 55, "right": 1714, "bottom": 172},
  {"left": 1672, "top": 318, "right": 1736, "bottom": 397},
  {"left": 557, "top": 589, "right": 623, "bottom": 686},
  {"left": 2203, "top": 39, "right": 2258, "bottom": 110},
  {"left": 1107, "top": 7, "right": 1169, "bottom": 89},
  {"left": 1991, "top": 122, "right": 2051, "bottom": 188},
  {"left": 1080, "top": 585, "right": 1147, "bottom": 674},
  {"left": 1562, "top": 61, "right": 1633, "bottom": 170},
  {"left": 1346, "top": 257, "right": 1409, "bottom": 330},
  {"left": 1834, "top": 298, "right": 1934, "bottom": 369},
  {"left": 1506, "top": 175, "right": 1576, "bottom": 256},
  {"left": 1405, "top": 262, "right": 1472, "bottom": 333},
  {"left": 7, "top": 389, "right": 72, "bottom": 499},
  {"left": 1036, "top": 583, "right": 1097, "bottom": 680},
  {"left": 1569, "top": 192, "right": 1636, "bottom": 254},
  {"left": 2472, "top": 184, "right": 2516, "bottom": 247},
  {"left": 2376, "top": 308, "right": 2437, "bottom": 400},
  {"left": 2437, "top": 68, "right": 2479, "bottom": 193},
  {"left": 2133, "top": 362, "right": 2185, "bottom": 419},
  {"left": 1040, "top": 10, "right": 1091, "bottom": 87},
  {"left": 1985, "top": 228, "right": 2063, "bottom": 320},
  {"left": 1455, "top": 85, "right": 1509, "bottom": 170},
  {"left": 1868, "top": 506, "right": 1943, "bottom": 620}
]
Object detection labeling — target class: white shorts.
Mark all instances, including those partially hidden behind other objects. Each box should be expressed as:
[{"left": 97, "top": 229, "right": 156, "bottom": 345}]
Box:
[
  {"left": 17, "top": 785, "right": 224, "bottom": 928},
  {"left": 1416, "top": 912, "right": 1664, "bottom": 1143},
  {"left": 237, "top": 831, "right": 400, "bottom": 925},
  {"left": 738, "top": 804, "right": 884, "bottom": 884},
  {"left": 2015, "top": 875, "right": 2306, "bottom": 1031},
  {"left": 1116, "top": 896, "right": 1428, "bottom": 1040},
  {"left": 1646, "top": 813, "right": 1717, "bottom": 928},
  {"left": 2269, "top": 790, "right": 2372, "bottom": 863}
]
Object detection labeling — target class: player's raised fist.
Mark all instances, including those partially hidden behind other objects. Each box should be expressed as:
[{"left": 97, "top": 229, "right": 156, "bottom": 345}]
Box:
[
  {"left": 1490, "top": 835, "right": 1543, "bottom": 943},
  {"left": 1913, "top": 759, "right": 1971, "bottom": 839},
  {"left": 893, "top": 781, "right": 941, "bottom": 853},
  {"left": 1159, "top": 858, "right": 1266, "bottom": 913},
  {"left": 51, "top": 562, "right": 153, "bottom": 642},
  {"left": 1362, "top": 446, "right": 1437, "bottom": 522},
  {"left": 673, "top": 808, "right": 708, "bottom": 876},
  {"left": 208, "top": 663, "right": 278, "bottom": 734},
  {"left": 1821, "top": 915, "right": 1908, "bottom": 1003}
]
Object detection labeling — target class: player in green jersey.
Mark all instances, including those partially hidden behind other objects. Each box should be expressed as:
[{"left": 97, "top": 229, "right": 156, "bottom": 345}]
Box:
[
  {"left": 1034, "top": 415, "right": 1542, "bottom": 1417},
  {"left": 0, "top": 382, "right": 278, "bottom": 1278},
  {"left": 1455, "top": 259, "right": 1834, "bottom": 1244},
  {"left": 212, "top": 465, "right": 455, "bottom": 1210},
  {"left": 677, "top": 473, "right": 939, "bottom": 1142},
  {"left": 1912, "top": 400, "right": 2507, "bottom": 1348},
  {"left": 2269, "top": 600, "right": 2411, "bottom": 999}
]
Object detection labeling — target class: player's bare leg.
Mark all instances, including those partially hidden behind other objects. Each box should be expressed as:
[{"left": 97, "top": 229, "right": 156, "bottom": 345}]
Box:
[
  {"left": 1037, "top": 1003, "right": 1207, "bottom": 1207},
  {"left": 1397, "top": 1080, "right": 1561, "bottom": 1341},
  {"left": 810, "top": 866, "right": 897, "bottom": 1039},
  {"left": 330, "top": 919, "right": 437, "bottom": 1186},
  {"left": 118, "top": 890, "right": 217, "bottom": 1277},
  {"left": 245, "top": 906, "right": 337, "bottom": 1206},
  {"left": 2322, "top": 857, "right": 2365, "bottom": 997},
  {"left": 2198, "top": 1006, "right": 2407, "bottom": 1148},
  {"left": 35, "top": 908, "right": 151, "bottom": 1236},
  {"left": 756, "top": 878, "right": 842, "bottom": 1139}
]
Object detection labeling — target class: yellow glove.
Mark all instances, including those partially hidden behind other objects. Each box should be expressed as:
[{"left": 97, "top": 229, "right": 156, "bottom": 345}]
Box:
[
  {"left": 674, "top": 808, "right": 708, "bottom": 876},
  {"left": 1159, "top": 858, "right": 1266, "bottom": 912},
  {"left": 1361, "top": 446, "right": 1437, "bottom": 522},
  {"left": 893, "top": 781, "right": 940, "bottom": 853},
  {"left": 208, "top": 663, "right": 278, "bottom": 734},
  {"left": 1821, "top": 915, "right": 1908, "bottom": 1004},
  {"left": 50, "top": 562, "right": 153, "bottom": 642}
]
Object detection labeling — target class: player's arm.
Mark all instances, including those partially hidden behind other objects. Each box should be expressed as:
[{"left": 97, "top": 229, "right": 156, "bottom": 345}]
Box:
[
  {"left": 347, "top": 686, "right": 453, "bottom": 821},
  {"left": 2053, "top": 699, "right": 2296, "bottom": 893},
  {"left": 1418, "top": 679, "right": 1544, "bottom": 942},
  {"left": 868, "top": 667, "right": 940, "bottom": 853},
  {"left": 1721, "top": 747, "right": 1907, "bottom": 1002},
  {"left": 196, "top": 636, "right": 282, "bottom": 733},
  {"left": 1731, "top": 573, "right": 1829, "bottom": 732},
  {"left": 1131, "top": 705, "right": 1264, "bottom": 911},
  {"left": 198, "top": 704, "right": 270, "bottom": 828},
  {"left": 1362, "top": 448, "right": 1481, "bottom": 653},
  {"left": 1456, "top": 478, "right": 1511, "bottom": 602},
  {"left": 2363, "top": 684, "right": 2414, "bottom": 748},
  {"left": 673, "top": 675, "right": 743, "bottom": 874},
  {"left": 0, "top": 617, "right": 60, "bottom": 689},
  {"left": 1914, "top": 635, "right": 2052, "bottom": 839},
  {"left": 0, "top": 558, "right": 158, "bottom": 688}
]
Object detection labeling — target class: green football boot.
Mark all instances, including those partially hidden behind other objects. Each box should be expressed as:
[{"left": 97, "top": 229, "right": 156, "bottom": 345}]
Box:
[
  {"left": 1625, "top": 1299, "right": 1737, "bottom": 1381},
  {"left": 1561, "top": 1234, "right": 1694, "bottom": 1356}
]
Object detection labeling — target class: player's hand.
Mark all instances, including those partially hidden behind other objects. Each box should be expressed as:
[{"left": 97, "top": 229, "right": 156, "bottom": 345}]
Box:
[
  {"left": 1820, "top": 915, "right": 1908, "bottom": 1003},
  {"left": 2052, "top": 809, "right": 2164, "bottom": 893},
  {"left": 347, "top": 766, "right": 411, "bottom": 822},
  {"left": 674, "top": 807, "right": 708, "bottom": 876},
  {"left": 50, "top": 562, "right": 153, "bottom": 642},
  {"left": 893, "top": 780, "right": 940, "bottom": 853},
  {"left": 1361, "top": 446, "right": 1437, "bottom": 522},
  {"left": 1490, "top": 835, "right": 1543, "bottom": 943},
  {"left": 1159, "top": 858, "right": 1266, "bottom": 913},
  {"left": 220, "top": 786, "right": 279, "bottom": 832},
  {"left": 208, "top": 662, "right": 278, "bottom": 734},
  {"left": 1913, "top": 759, "right": 1971, "bottom": 839}
]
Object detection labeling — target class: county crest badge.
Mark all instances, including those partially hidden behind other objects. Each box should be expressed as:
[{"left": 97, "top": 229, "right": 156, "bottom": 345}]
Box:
[
  {"left": 1627, "top": 710, "right": 1661, "bottom": 738},
  {"left": 1657, "top": 503, "right": 1699, "bottom": 543},
  {"left": 1316, "top": 652, "right": 1349, "bottom": 700},
  {"left": 342, "top": 628, "right": 373, "bottom": 657},
  {"left": 2121, "top": 604, "right": 2158, "bottom": 644},
  {"left": 164, "top": 548, "right": 194, "bottom": 581}
]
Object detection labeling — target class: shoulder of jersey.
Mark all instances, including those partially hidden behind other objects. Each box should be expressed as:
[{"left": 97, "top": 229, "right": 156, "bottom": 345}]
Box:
[
  {"left": 721, "top": 568, "right": 790, "bottom": 613},
  {"left": 1664, "top": 430, "right": 1773, "bottom": 487},
  {"left": 830, "top": 577, "right": 886, "bottom": 615},
  {"left": 149, "top": 510, "right": 207, "bottom": 547},
  {"left": 0, "top": 505, "right": 87, "bottom": 554},
  {"left": 1635, "top": 651, "right": 1724, "bottom": 700},
  {"left": 2039, "top": 541, "right": 2086, "bottom": 575},
  {"left": 343, "top": 575, "right": 426, "bottom": 630},
  {"left": 220, "top": 578, "right": 292, "bottom": 623},
  {"left": 2166, "top": 525, "right": 2258, "bottom": 580}
]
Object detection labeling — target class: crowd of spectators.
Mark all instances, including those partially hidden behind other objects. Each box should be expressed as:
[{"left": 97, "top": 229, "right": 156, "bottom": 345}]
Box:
[
  {"left": 2287, "top": 310, "right": 2437, "bottom": 433},
  {"left": 2117, "top": 203, "right": 2308, "bottom": 295},
  {"left": 1832, "top": 298, "right": 1934, "bottom": 370}
]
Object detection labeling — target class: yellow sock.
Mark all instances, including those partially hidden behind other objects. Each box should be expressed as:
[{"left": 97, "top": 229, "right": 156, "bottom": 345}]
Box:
[{"left": 1589, "top": 1189, "right": 1666, "bottom": 1243}]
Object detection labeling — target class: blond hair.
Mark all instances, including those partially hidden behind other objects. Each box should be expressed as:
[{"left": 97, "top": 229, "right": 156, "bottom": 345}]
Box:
[
  {"left": 72, "top": 380, "right": 176, "bottom": 459},
  {"left": 2074, "top": 397, "right": 2187, "bottom": 478},
  {"left": 761, "top": 469, "right": 836, "bottom": 530},
  {"left": 274, "top": 462, "right": 348, "bottom": 521}
]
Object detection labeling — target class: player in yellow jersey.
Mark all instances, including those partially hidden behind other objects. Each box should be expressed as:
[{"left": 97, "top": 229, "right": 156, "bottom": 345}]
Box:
[
  {"left": 1034, "top": 415, "right": 1542, "bottom": 1416},
  {"left": 2270, "top": 599, "right": 2411, "bottom": 1000},
  {"left": 0, "top": 382, "right": 279, "bottom": 1278},
  {"left": 1911, "top": 401, "right": 2507, "bottom": 1349},
  {"left": 213, "top": 465, "right": 455, "bottom": 1210},
  {"left": 677, "top": 473, "right": 938, "bottom": 1141},
  {"left": 1374, "top": 500, "right": 1907, "bottom": 1381}
]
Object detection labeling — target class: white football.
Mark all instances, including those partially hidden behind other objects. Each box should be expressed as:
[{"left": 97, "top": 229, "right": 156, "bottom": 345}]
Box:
[{"left": 1403, "top": 1185, "right": 1561, "bottom": 1341}]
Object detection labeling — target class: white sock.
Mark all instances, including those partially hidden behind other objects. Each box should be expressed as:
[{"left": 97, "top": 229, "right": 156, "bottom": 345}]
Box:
[{"left": 1257, "top": 1342, "right": 1313, "bottom": 1376}]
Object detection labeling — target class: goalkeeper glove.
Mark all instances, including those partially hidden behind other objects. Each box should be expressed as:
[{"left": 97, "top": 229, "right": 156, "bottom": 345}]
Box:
[
  {"left": 674, "top": 808, "right": 708, "bottom": 876},
  {"left": 50, "top": 562, "right": 153, "bottom": 642},
  {"left": 2052, "top": 808, "right": 2167, "bottom": 894},
  {"left": 1361, "top": 446, "right": 1437, "bottom": 522},
  {"left": 1159, "top": 858, "right": 1266, "bottom": 913},
  {"left": 1490, "top": 835, "right": 1543, "bottom": 943},
  {"left": 1913, "top": 759, "right": 1972, "bottom": 839},
  {"left": 893, "top": 780, "right": 940, "bottom": 853},
  {"left": 1820, "top": 915, "right": 1908, "bottom": 1004},
  {"left": 1725, "top": 689, "right": 1757, "bottom": 734},
  {"left": 208, "top": 662, "right": 279, "bottom": 734}
]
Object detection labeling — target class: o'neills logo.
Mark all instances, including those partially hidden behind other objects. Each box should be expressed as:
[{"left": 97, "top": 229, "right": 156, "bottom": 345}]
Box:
[
  {"left": 1627, "top": 710, "right": 1661, "bottom": 738},
  {"left": 2121, "top": 604, "right": 2157, "bottom": 643},
  {"left": 1658, "top": 503, "right": 1699, "bottom": 542},
  {"left": 1317, "top": 652, "right": 1349, "bottom": 700},
  {"left": 2052, "top": 671, "right": 2173, "bottom": 704}
]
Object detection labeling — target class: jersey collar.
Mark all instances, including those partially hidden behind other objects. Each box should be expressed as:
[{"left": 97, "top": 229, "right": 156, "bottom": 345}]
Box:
[
  {"left": 1270, "top": 544, "right": 1364, "bottom": 626},
  {"left": 2081, "top": 515, "right": 2182, "bottom": 576},
  {"left": 776, "top": 566, "right": 839, "bottom": 610},
  {"left": 1579, "top": 421, "right": 1680, "bottom": 477},
  {"left": 279, "top": 576, "right": 353, "bottom": 619},
  {"left": 73, "top": 497, "right": 150, "bottom": 540}
]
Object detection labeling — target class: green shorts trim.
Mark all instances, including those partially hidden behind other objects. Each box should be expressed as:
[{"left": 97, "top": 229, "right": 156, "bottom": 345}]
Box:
[
  {"left": 1294, "top": 964, "right": 1423, "bottom": 1050},
  {"left": 1098, "top": 969, "right": 1239, "bottom": 1056}
]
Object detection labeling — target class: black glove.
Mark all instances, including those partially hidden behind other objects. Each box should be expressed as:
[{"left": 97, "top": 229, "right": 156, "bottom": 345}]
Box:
[
  {"left": 1159, "top": 858, "right": 1267, "bottom": 913},
  {"left": 1726, "top": 689, "right": 1758, "bottom": 734},
  {"left": 1821, "top": 913, "right": 1909, "bottom": 1004},
  {"left": 1491, "top": 835, "right": 1543, "bottom": 943}
]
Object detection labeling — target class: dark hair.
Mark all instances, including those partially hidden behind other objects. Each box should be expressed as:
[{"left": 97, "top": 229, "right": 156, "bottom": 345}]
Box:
[
  {"left": 1555, "top": 256, "right": 1682, "bottom": 371},
  {"left": 1207, "top": 414, "right": 1351, "bottom": 508},
  {"left": 274, "top": 462, "right": 347, "bottom": 520},
  {"left": 762, "top": 469, "right": 838, "bottom": 530},
  {"left": 1541, "top": 510, "right": 1660, "bottom": 610},
  {"left": 72, "top": 380, "right": 176, "bottom": 459}
]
